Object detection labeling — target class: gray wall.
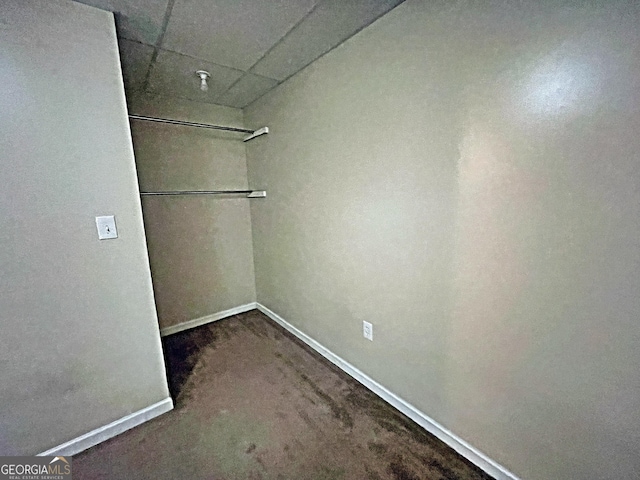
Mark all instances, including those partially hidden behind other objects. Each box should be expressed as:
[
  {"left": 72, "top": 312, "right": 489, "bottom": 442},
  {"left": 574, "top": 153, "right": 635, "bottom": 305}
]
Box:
[
  {"left": 0, "top": 0, "right": 170, "bottom": 455},
  {"left": 129, "top": 95, "right": 256, "bottom": 331},
  {"left": 244, "top": 1, "right": 640, "bottom": 479}
]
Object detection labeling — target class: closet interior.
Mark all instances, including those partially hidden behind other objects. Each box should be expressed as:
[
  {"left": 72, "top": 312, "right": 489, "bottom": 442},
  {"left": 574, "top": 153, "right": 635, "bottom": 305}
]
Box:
[{"left": 129, "top": 98, "right": 263, "bottom": 336}]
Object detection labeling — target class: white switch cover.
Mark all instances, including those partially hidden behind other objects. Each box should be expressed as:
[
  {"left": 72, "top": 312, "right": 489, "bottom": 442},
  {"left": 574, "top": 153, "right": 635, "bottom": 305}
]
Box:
[{"left": 95, "top": 215, "right": 118, "bottom": 240}]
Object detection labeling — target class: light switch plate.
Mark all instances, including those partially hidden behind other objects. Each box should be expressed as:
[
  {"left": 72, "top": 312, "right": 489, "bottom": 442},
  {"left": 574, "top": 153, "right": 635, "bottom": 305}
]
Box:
[{"left": 95, "top": 215, "right": 118, "bottom": 240}]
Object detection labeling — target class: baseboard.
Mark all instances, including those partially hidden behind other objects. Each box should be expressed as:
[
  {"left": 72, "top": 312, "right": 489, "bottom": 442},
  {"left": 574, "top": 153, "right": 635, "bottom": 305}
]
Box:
[
  {"left": 38, "top": 397, "right": 173, "bottom": 457},
  {"left": 160, "top": 302, "right": 258, "bottom": 336},
  {"left": 256, "top": 303, "right": 519, "bottom": 480}
]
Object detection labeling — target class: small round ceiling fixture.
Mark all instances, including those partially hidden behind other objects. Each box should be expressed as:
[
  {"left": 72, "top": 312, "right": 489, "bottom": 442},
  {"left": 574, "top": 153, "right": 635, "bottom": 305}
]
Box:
[{"left": 196, "top": 70, "right": 210, "bottom": 92}]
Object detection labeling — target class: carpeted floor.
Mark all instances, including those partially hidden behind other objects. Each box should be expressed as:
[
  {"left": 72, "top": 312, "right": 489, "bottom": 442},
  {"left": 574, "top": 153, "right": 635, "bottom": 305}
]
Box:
[{"left": 73, "top": 310, "right": 493, "bottom": 480}]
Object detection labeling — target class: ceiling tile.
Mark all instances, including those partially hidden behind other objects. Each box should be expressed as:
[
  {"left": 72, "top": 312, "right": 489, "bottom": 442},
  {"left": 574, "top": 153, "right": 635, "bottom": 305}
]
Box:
[
  {"left": 72, "top": 0, "right": 169, "bottom": 45},
  {"left": 162, "top": 0, "right": 318, "bottom": 71},
  {"left": 117, "top": 40, "right": 155, "bottom": 95},
  {"left": 252, "top": 0, "right": 405, "bottom": 81},
  {"left": 215, "top": 74, "right": 279, "bottom": 108},
  {"left": 146, "top": 50, "right": 243, "bottom": 102}
]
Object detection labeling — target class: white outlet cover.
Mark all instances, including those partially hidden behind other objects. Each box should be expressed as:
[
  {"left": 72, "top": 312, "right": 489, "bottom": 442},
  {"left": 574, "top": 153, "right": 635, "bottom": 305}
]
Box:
[
  {"left": 96, "top": 215, "right": 118, "bottom": 240},
  {"left": 363, "top": 321, "right": 373, "bottom": 341}
]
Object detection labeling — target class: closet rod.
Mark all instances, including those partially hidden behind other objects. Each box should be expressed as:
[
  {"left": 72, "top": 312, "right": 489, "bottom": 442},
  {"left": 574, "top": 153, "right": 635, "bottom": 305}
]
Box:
[
  {"left": 141, "top": 190, "right": 266, "bottom": 198},
  {"left": 129, "top": 114, "right": 253, "bottom": 133},
  {"left": 129, "top": 115, "right": 269, "bottom": 141}
]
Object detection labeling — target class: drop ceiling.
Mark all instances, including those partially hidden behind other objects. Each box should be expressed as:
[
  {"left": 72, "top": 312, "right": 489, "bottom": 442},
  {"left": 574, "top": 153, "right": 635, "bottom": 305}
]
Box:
[{"left": 72, "top": 0, "right": 405, "bottom": 109}]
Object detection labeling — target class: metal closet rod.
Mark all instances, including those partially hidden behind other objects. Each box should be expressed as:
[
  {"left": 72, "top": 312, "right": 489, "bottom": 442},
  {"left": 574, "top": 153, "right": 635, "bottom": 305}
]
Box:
[
  {"left": 141, "top": 190, "right": 266, "bottom": 198},
  {"left": 128, "top": 114, "right": 269, "bottom": 141}
]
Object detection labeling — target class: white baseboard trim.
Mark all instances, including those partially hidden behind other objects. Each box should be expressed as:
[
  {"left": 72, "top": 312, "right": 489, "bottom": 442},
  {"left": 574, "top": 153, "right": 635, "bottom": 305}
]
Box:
[
  {"left": 38, "top": 397, "right": 173, "bottom": 457},
  {"left": 160, "top": 302, "right": 258, "bottom": 336},
  {"left": 256, "top": 303, "right": 519, "bottom": 480}
]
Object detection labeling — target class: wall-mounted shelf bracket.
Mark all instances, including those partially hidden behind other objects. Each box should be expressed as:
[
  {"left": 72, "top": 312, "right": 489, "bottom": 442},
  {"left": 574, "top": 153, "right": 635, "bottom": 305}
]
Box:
[{"left": 243, "top": 127, "right": 269, "bottom": 142}]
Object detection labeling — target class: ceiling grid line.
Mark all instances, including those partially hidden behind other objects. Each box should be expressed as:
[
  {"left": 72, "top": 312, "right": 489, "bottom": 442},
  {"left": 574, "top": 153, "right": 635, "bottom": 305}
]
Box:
[
  {"left": 259, "top": 2, "right": 410, "bottom": 98},
  {"left": 150, "top": 47, "right": 246, "bottom": 74},
  {"left": 215, "top": 1, "right": 322, "bottom": 107},
  {"left": 73, "top": 0, "right": 407, "bottom": 109},
  {"left": 245, "top": 1, "right": 322, "bottom": 77},
  {"left": 141, "top": 0, "right": 177, "bottom": 93}
]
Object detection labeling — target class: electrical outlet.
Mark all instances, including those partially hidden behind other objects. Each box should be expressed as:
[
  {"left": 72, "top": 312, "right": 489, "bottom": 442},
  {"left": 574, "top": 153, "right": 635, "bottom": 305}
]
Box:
[{"left": 363, "top": 321, "right": 373, "bottom": 341}]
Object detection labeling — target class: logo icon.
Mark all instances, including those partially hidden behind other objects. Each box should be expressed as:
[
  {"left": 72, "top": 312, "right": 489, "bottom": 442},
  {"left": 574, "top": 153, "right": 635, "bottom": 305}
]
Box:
[{"left": 0, "top": 456, "right": 72, "bottom": 479}]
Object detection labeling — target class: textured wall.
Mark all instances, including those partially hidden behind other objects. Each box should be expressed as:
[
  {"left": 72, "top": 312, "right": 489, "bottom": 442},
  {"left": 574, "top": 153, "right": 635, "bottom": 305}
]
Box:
[
  {"left": 0, "top": 0, "right": 170, "bottom": 454},
  {"left": 244, "top": 1, "right": 640, "bottom": 478},
  {"left": 129, "top": 95, "right": 256, "bottom": 330}
]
